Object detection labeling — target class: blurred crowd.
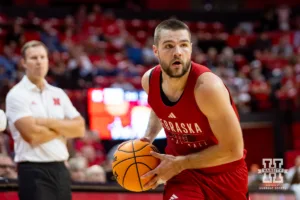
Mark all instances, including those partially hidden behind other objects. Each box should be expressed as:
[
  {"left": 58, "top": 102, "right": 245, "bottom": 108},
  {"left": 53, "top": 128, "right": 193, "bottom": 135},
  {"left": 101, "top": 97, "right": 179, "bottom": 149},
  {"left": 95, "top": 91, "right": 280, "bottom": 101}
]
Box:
[
  {"left": 0, "top": 4, "right": 299, "bottom": 113},
  {"left": 0, "top": 4, "right": 299, "bottom": 184}
]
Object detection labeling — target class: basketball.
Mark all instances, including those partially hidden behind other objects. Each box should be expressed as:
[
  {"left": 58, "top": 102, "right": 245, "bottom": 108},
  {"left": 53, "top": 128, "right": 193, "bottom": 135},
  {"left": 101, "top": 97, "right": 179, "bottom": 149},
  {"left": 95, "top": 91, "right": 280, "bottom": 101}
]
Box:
[{"left": 112, "top": 139, "right": 161, "bottom": 192}]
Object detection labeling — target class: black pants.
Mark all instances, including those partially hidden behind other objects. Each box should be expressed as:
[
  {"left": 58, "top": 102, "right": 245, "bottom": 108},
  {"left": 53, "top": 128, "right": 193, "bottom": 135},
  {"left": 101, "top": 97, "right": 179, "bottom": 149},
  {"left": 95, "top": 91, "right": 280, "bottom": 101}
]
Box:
[{"left": 18, "top": 161, "right": 71, "bottom": 200}]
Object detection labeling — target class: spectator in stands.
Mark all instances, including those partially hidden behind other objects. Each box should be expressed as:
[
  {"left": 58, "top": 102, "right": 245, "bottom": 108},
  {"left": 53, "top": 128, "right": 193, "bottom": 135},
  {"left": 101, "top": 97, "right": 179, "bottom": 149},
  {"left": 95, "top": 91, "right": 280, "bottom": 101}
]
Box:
[
  {"left": 60, "top": 29, "right": 76, "bottom": 49},
  {"left": 64, "top": 15, "right": 76, "bottom": 32},
  {"left": 253, "top": 33, "right": 272, "bottom": 52},
  {"left": 233, "top": 66, "right": 251, "bottom": 112},
  {"left": 258, "top": 7, "right": 278, "bottom": 32},
  {"left": 276, "top": 5, "right": 291, "bottom": 31},
  {"left": 248, "top": 163, "right": 262, "bottom": 188},
  {"left": 0, "top": 45, "right": 18, "bottom": 80},
  {"left": 206, "top": 47, "right": 219, "bottom": 69},
  {"left": 103, "top": 144, "right": 119, "bottom": 182},
  {"left": 272, "top": 35, "right": 293, "bottom": 59},
  {"left": 142, "top": 37, "right": 157, "bottom": 66},
  {"left": 68, "top": 156, "right": 88, "bottom": 182},
  {"left": 91, "top": 4, "right": 103, "bottom": 22},
  {"left": 0, "top": 67, "right": 8, "bottom": 84},
  {"left": 125, "top": 37, "right": 143, "bottom": 65},
  {"left": 0, "top": 110, "right": 9, "bottom": 155},
  {"left": 67, "top": 91, "right": 88, "bottom": 122},
  {"left": 75, "top": 5, "right": 87, "bottom": 33},
  {"left": 249, "top": 61, "right": 271, "bottom": 111},
  {"left": 193, "top": 49, "right": 207, "bottom": 66},
  {"left": 0, "top": 109, "right": 6, "bottom": 132},
  {"left": 293, "top": 16, "right": 300, "bottom": 48},
  {"left": 85, "top": 165, "right": 106, "bottom": 183},
  {"left": 0, "top": 79, "right": 14, "bottom": 112},
  {"left": 287, "top": 156, "right": 300, "bottom": 184},
  {"left": 47, "top": 55, "right": 69, "bottom": 88},
  {"left": 0, "top": 154, "right": 17, "bottom": 179},
  {"left": 5, "top": 20, "right": 25, "bottom": 47},
  {"left": 286, "top": 156, "right": 300, "bottom": 200},
  {"left": 219, "top": 47, "right": 237, "bottom": 71},
  {"left": 105, "top": 145, "right": 118, "bottom": 170},
  {"left": 75, "top": 130, "right": 106, "bottom": 163},
  {"left": 80, "top": 145, "right": 105, "bottom": 167},
  {"left": 67, "top": 45, "right": 93, "bottom": 89},
  {"left": 40, "top": 22, "right": 66, "bottom": 53},
  {"left": 110, "top": 73, "right": 134, "bottom": 90},
  {"left": 93, "top": 59, "right": 119, "bottom": 77},
  {"left": 74, "top": 130, "right": 106, "bottom": 167},
  {"left": 101, "top": 10, "right": 120, "bottom": 37},
  {"left": 276, "top": 65, "right": 298, "bottom": 109}
]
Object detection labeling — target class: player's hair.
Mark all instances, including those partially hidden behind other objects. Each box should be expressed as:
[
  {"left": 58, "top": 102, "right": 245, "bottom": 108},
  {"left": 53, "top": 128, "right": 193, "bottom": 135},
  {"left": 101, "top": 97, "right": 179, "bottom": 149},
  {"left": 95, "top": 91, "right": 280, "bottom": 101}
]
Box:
[
  {"left": 154, "top": 19, "right": 191, "bottom": 45},
  {"left": 21, "top": 40, "right": 48, "bottom": 59}
]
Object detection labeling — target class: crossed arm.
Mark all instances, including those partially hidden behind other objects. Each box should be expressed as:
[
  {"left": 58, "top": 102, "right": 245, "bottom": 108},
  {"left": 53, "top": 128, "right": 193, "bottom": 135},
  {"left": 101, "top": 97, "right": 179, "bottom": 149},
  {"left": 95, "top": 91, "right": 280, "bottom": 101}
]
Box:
[
  {"left": 7, "top": 88, "right": 86, "bottom": 147},
  {"left": 15, "top": 116, "right": 85, "bottom": 147}
]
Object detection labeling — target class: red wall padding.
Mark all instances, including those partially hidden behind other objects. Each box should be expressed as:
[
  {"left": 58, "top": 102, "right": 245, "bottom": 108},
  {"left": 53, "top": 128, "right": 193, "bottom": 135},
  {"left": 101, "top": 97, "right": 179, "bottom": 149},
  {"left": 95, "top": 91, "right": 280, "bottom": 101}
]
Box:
[{"left": 243, "top": 126, "right": 275, "bottom": 169}]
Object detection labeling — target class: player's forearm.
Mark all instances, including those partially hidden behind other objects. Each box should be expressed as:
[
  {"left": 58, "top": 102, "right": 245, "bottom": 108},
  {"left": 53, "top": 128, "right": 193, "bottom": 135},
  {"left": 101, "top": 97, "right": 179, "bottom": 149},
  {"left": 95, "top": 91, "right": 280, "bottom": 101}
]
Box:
[
  {"left": 178, "top": 144, "right": 243, "bottom": 170},
  {"left": 144, "top": 110, "right": 162, "bottom": 143},
  {"left": 37, "top": 117, "right": 85, "bottom": 138},
  {"left": 29, "top": 125, "right": 60, "bottom": 146}
]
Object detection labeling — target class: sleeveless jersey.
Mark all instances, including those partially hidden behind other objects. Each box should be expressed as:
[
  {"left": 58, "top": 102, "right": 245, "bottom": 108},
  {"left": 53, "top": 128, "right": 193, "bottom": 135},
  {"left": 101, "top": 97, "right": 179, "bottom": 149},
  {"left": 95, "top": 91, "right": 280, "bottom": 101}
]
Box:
[{"left": 148, "top": 62, "right": 245, "bottom": 173}]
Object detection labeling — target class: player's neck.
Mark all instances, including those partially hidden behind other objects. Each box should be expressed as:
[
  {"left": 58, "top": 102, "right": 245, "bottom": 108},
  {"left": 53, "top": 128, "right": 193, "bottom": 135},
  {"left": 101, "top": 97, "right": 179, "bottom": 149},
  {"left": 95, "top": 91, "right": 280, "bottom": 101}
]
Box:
[{"left": 162, "top": 69, "right": 190, "bottom": 92}]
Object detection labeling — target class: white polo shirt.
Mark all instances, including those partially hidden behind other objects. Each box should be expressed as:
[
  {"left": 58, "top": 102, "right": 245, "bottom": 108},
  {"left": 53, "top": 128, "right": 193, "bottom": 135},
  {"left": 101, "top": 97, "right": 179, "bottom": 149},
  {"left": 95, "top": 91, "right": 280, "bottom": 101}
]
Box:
[{"left": 6, "top": 76, "right": 80, "bottom": 163}]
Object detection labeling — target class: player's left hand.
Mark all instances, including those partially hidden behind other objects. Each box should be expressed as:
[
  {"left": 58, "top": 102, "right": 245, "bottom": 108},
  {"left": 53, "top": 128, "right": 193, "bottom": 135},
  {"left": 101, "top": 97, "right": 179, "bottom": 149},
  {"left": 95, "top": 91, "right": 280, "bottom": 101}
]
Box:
[{"left": 141, "top": 151, "right": 184, "bottom": 189}]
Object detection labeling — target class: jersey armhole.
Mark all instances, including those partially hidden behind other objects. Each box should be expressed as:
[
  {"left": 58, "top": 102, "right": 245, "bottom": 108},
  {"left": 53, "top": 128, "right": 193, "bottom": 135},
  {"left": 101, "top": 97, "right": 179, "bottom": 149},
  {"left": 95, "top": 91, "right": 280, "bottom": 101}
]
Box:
[{"left": 148, "top": 68, "right": 155, "bottom": 86}]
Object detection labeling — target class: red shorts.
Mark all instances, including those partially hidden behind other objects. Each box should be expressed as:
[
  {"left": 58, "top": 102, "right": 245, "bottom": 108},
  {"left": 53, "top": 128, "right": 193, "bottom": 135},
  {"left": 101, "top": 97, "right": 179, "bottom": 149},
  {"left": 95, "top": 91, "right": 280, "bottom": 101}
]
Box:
[{"left": 163, "top": 159, "right": 248, "bottom": 200}]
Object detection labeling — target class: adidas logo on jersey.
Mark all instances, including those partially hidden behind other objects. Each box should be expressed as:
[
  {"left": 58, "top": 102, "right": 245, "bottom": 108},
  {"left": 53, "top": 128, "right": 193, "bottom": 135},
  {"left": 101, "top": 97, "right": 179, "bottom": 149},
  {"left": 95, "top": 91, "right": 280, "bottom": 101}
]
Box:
[
  {"left": 169, "top": 194, "right": 178, "bottom": 200},
  {"left": 168, "top": 112, "right": 176, "bottom": 118}
]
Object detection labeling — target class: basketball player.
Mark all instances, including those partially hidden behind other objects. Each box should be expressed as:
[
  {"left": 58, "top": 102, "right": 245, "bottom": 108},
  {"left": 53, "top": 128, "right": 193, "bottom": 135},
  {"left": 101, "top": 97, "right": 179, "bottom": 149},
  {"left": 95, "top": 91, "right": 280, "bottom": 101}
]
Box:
[
  {"left": 140, "top": 19, "right": 248, "bottom": 199},
  {"left": 5, "top": 40, "right": 85, "bottom": 200}
]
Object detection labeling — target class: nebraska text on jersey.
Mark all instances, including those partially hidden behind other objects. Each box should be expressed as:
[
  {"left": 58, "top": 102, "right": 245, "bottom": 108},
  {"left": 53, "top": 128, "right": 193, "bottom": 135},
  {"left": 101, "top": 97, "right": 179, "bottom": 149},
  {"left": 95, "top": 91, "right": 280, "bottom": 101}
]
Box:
[{"left": 159, "top": 119, "right": 203, "bottom": 134}]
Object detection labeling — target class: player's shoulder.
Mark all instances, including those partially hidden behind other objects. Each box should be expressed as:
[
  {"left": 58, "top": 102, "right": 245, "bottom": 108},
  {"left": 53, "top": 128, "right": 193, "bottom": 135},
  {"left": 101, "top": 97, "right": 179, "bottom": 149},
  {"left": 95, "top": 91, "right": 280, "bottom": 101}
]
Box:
[
  {"left": 142, "top": 66, "right": 158, "bottom": 80},
  {"left": 141, "top": 66, "right": 158, "bottom": 93},
  {"left": 195, "top": 72, "right": 226, "bottom": 96},
  {"left": 194, "top": 72, "right": 230, "bottom": 113}
]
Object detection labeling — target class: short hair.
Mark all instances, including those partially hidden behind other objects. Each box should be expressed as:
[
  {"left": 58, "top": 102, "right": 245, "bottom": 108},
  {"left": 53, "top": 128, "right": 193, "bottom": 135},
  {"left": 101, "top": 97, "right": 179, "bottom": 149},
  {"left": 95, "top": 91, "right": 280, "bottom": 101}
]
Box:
[
  {"left": 21, "top": 40, "right": 48, "bottom": 58},
  {"left": 154, "top": 19, "right": 191, "bottom": 45}
]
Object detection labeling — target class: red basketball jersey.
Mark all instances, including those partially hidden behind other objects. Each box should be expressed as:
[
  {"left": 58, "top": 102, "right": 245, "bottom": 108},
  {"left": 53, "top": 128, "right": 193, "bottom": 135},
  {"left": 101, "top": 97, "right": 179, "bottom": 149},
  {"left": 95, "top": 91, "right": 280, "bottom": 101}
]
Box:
[{"left": 148, "top": 62, "right": 245, "bottom": 173}]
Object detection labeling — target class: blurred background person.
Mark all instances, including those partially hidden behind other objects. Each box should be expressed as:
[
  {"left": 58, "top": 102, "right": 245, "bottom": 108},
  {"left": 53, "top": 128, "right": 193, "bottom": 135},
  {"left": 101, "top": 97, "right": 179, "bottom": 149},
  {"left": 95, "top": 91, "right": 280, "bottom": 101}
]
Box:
[
  {"left": 68, "top": 156, "right": 88, "bottom": 182},
  {"left": 0, "top": 154, "right": 17, "bottom": 179},
  {"left": 286, "top": 156, "right": 300, "bottom": 200},
  {"left": 85, "top": 165, "right": 106, "bottom": 183},
  {"left": 0, "top": 109, "right": 6, "bottom": 132}
]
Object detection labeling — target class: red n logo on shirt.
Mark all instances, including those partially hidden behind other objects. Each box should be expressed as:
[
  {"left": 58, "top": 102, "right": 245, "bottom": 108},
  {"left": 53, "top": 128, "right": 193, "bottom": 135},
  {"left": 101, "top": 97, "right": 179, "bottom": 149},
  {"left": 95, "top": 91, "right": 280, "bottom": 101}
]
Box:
[{"left": 53, "top": 98, "right": 60, "bottom": 106}]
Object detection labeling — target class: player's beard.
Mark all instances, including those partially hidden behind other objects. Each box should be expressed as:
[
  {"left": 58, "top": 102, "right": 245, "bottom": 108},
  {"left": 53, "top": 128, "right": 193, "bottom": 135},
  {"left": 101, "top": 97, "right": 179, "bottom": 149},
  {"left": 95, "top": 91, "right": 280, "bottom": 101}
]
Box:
[{"left": 159, "top": 58, "right": 191, "bottom": 78}]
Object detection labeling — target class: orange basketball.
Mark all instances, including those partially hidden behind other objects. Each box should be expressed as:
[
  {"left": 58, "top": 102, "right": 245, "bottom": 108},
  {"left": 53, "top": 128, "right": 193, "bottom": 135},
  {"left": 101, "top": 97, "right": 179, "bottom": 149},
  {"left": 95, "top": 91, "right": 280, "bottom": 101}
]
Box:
[{"left": 112, "top": 139, "right": 161, "bottom": 192}]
